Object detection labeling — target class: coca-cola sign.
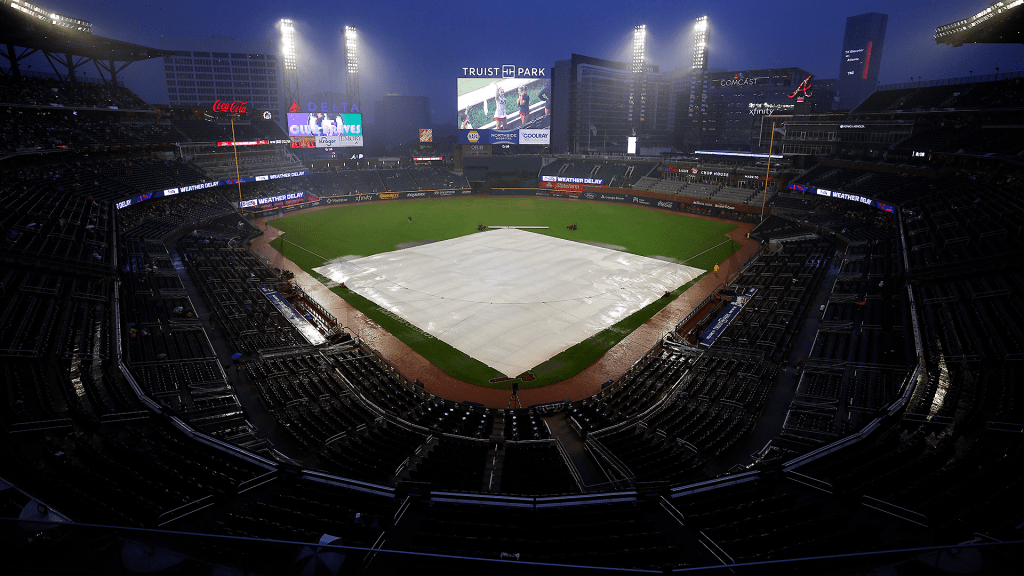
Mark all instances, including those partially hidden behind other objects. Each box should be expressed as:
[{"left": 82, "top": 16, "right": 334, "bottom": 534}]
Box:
[{"left": 212, "top": 100, "right": 248, "bottom": 113}]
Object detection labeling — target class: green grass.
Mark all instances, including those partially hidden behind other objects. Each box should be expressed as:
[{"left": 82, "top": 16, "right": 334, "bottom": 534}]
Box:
[{"left": 268, "top": 196, "right": 740, "bottom": 388}]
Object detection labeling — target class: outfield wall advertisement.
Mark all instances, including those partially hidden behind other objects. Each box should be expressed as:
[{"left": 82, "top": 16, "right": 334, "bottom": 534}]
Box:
[
  {"left": 115, "top": 170, "right": 310, "bottom": 210},
  {"left": 247, "top": 188, "right": 474, "bottom": 215},
  {"left": 489, "top": 188, "right": 761, "bottom": 218}
]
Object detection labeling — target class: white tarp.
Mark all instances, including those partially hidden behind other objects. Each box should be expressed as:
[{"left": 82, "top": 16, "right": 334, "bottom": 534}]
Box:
[{"left": 314, "top": 229, "right": 703, "bottom": 378}]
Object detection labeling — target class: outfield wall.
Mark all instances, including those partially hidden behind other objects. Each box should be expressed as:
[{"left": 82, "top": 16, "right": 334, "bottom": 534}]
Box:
[
  {"left": 491, "top": 187, "right": 763, "bottom": 223},
  {"left": 247, "top": 188, "right": 474, "bottom": 217},
  {"left": 246, "top": 185, "right": 763, "bottom": 224}
]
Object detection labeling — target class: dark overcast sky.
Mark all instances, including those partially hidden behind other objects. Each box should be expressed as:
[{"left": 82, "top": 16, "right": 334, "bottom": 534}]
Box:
[{"left": 36, "top": 0, "right": 1024, "bottom": 123}]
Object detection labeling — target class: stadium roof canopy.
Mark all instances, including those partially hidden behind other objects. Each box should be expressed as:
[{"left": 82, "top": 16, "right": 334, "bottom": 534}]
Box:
[
  {"left": 0, "top": 0, "right": 170, "bottom": 85},
  {"left": 935, "top": 0, "right": 1024, "bottom": 46}
]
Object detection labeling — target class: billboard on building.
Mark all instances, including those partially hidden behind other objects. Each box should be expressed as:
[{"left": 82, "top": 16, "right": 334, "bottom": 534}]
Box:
[{"left": 287, "top": 112, "right": 363, "bottom": 147}]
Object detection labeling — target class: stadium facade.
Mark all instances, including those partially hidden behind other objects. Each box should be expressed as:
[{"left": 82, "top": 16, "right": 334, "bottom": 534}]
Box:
[{"left": 158, "top": 35, "right": 283, "bottom": 118}]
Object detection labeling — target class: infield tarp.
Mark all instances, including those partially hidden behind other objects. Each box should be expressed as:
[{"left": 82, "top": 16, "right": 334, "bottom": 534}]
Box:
[{"left": 314, "top": 229, "right": 703, "bottom": 378}]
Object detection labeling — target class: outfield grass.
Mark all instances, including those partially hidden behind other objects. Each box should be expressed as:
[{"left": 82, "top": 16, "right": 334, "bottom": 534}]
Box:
[{"left": 268, "top": 196, "right": 740, "bottom": 388}]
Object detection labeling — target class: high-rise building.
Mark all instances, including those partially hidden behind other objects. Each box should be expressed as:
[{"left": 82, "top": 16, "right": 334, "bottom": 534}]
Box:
[
  {"left": 671, "top": 67, "right": 834, "bottom": 153},
  {"left": 837, "top": 12, "right": 887, "bottom": 110},
  {"left": 158, "top": 35, "right": 282, "bottom": 116},
  {"left": 373, "top": 93, "right": 431, "bottom": 153},
  {"left": 672, "top": 16, "right": 712, "bottom": 152},
  {"left": 550, "top": 54, "right": 670, "bottom": 155}
]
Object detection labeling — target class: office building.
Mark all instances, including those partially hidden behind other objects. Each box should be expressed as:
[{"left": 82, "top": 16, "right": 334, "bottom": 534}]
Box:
[
  {"left": 551, "top": 54, "right": 671, "bottom": 155},
  {"left": 158, "top": 35, "right": 282, "bottom": 115}
]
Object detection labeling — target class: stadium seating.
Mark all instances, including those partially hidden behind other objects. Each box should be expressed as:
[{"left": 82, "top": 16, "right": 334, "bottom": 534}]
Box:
[{"left": 6, "top": 66, "right": 1024, "bottom": 574}]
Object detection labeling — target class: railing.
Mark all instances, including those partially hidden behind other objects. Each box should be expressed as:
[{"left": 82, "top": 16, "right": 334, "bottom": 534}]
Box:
[{"left": 876, "top": 70, "right": 1024, "bottom": 92}]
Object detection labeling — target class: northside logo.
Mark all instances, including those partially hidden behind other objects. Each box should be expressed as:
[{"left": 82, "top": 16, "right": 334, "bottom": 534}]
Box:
[{"left": 467, "top": 131, "right": 481, "bottom": 143}]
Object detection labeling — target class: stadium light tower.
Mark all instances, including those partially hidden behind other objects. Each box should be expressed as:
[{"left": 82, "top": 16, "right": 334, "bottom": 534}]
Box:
[
  {"left": 279, "top": 18, "right": 299, "bottom": 109},
  {"left": 693, "top": 15, "right": 709, "bottom": 70},
  {"left": 630, "top": 24, "right": 648, "bottom": 145},
  {"left": 344, "top": 25, "right": 360, "bottom": 108}
]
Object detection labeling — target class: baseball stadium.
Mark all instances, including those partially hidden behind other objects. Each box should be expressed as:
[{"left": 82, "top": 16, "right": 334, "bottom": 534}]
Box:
[{"left": 1, "top": 0, "right": 1024, "bottom": 574}]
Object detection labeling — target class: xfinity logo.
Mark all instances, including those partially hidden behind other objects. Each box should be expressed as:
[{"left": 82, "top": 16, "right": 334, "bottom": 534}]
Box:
[
  {"left": 749, "top": 108, "right": 774, "bottom": 116},
  {"left": 355, "top": 195, "right": 374, "bottom": 202}
]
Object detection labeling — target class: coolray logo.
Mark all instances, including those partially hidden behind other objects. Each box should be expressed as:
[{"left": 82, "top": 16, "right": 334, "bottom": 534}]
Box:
[
  {"left": 584, "top": 193, "right": 596, "bottom": 199},
  {"left": 212, "top": 99, "right": 247, "bottom": 113},
  {"left": 657, "top": 201, "right": 673, "bottom": 208},
  {"left": 406, "top": 192, "right": 426, "bottom": 198},
  {"left": 461, "top": 66, "right": 547, "bottom": 78},
  {"left": 519, "top": 129, "right": 550, "bottom": 145},
  {"left": 787, "top": 76, "right": 813, "bottom": 101},
  {"left": 466, "top": 130, "right": 481, "bottom": 143}
]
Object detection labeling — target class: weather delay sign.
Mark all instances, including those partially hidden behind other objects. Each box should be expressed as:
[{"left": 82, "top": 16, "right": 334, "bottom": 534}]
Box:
[{"left": 698, "top": 287, "right": 758, "bottom": 348}]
